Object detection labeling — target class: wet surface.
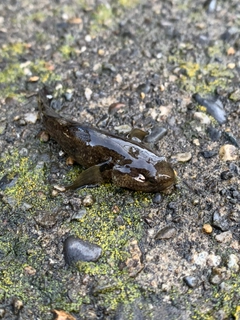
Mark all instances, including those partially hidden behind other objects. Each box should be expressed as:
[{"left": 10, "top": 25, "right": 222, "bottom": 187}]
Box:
[{"left": 0, "top": 0, "right": 240, "bottom": 319}]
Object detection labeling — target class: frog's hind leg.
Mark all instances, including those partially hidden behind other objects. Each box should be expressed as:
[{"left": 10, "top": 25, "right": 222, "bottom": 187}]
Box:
[{"left": 65, "top": 161, "right": 112, "bottom": 190}]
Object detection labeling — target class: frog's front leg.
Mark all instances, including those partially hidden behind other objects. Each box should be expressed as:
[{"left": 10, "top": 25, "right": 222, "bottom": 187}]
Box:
[{"left": 111, "top": 164, "right": 150, "bottom": 192}]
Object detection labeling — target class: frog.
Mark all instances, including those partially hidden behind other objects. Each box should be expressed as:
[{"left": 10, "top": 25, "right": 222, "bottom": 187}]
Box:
[{"left": 39, "top": 89, "right": 176, "bottom": 193}]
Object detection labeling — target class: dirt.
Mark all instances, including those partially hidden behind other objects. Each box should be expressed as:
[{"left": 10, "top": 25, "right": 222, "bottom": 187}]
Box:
[{"left": 0, "top": 0, "right": 240, "bottom": 319}]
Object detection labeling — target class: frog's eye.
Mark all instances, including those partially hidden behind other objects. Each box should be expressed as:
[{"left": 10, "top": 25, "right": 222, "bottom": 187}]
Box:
[{"left": 133, "top": 174, "right": 145, "bottom": 182}]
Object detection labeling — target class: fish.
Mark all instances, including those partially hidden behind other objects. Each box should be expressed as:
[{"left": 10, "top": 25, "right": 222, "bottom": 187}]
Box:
[{"left": 38, "top": 89, "right": 176, "bottom": 193}]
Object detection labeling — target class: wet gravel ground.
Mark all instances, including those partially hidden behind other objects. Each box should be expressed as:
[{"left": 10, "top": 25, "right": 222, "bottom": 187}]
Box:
[{"left": 0, "top": 0, "right": 240, "bottom": 319}]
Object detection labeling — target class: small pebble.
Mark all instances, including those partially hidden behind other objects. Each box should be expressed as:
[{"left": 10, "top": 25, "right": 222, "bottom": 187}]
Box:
[
  {"left": 229, "top": 89, "right": 240, "bottom": 102},
  {"left": 207, "top": 254, "right": 221, "bottom": 267},
  {"left": 71, "top": 208, "right": 87, "bottom": 221},
  {"left": 98, "top": 49, "right": 105, "bottom": 56},
  {"left": 115, "top": 74, "right": 122, "bottom": 83},
  {"left": 215, "top": 231, "right": 232, "bottom": 243},
  {"left": 229, "top": 163, "right": 240, "bottom": 175},
  {"left": 202, "top": 223, "right": 213, "bottom": 234},
  {"left": 183, "top": 276, "right": 199, "bottom": 288},
  {"left": 144, "top": 126, "right": 167, "bottom": 143},
  {"left": 136, "top": 81, "right": 151, "bottom": 94},
  {"left": 155, "top": 226, "right": 177, "bottom": 240},
  {"left": 108, "top": 102, "right": 126, "bottom": 115},
  {"left": 83, "top": 194, "right": 95, "bottom": 207},
  {"left": 204, "top": 0, "right": 217, "bottom": 13},
  {"left": 63, "top": 235, "right": 102, "bottom": 264},
  {"left": 85, "top": 34, "right": 91, "bottom": 42},
  {"left": 152, "top": 193, "right": 162, "bottom": 204},
  {"left": 209, "top": 273, "right": 224, "bottom": 285},
  {"left": 12, "top": 299, "right": 23, "bottom": 315},
  {"left": 0, "top": 308, "right": 5, "bottom": 317},
  {"left": 64, "top": 90, "right": 73, "bottom": 101},
  {"left": 224, "top": 131, "right": 239, "bottom": 148},
  {"left": 227, "top": 254, "right": 239, "bottom": 272},
  {"left": 24, "top": 112, "right": 39, "bottom": 124},
  {"left": 212, "top": 211, "right": 229, "bottom": 231},
  {"left": 227, "top": 47, "right": 235, "bottom": 55},
  {"left": 114, "top": 125, "right": 132, "bottom": 134},
  {"left": 220, "top": 170, "right": 233, "bottom": 180},
  {"left": 219, "top": 144, "right": 238, "bottom": 161},
  {"left": 200, "top": 150, "right": 217, "bottom": 158},
  {"left": 39, "top": 131, "right": 50, "bottom": 142},
  {"left": 207, "top": 126, "right": 221, "bottom": 141},
  {"left": 227, "top": 63, "right": 235, "bottom": 69},
  {"left": 193, "top": 111, "right": 211, "bottom": 124},
  {"left": 125, "top": 240, "right": 144, "bottom": 277},
  {"left": 172, "top": 152, "right": 192, "bottom": 162},
  {"left": 0, "top": 121, "right": 6, "bottom": 134},
  {"left": 193, "top": 93, "right": 227, "bottom": 124},
  {"left": 85, "top": 87, "right": 92, "bottom": 101}
]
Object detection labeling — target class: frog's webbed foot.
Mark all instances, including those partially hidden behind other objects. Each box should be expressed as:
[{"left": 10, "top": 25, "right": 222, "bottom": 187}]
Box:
[{"left": 65, "top": 160, "right": 112, "bottom": 190}]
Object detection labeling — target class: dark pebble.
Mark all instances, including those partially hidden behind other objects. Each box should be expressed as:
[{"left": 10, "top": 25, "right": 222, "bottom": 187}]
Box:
[
  {"left": 193, "top": 93, "right": 227, "bottom": 124},
  {"left": 220, "top": 170, "right": 233, "bottom": 180},
  {"left": 183, "top": 276, "right": 199, "bottom": 288},
  {"left": 144, "top": 126, "right": 167, "bottom": 143},
  {"left": 155, "top": 226, "right": 177, "bottom": 240},
  {"left": 212, "top": 211, "right": 229, "bottom": 231},
  {"left": 102, "top": 63, "right": 117, "bottom": 73},
  {"left": 204, "top": 0, "right": 217, "bottom": 13},
  {"left": 207, "top": 126, "right": 221, "bottom": 141},
  {"left": 229, "top": 163, "right": 240, "bottom": 175},
  {"left": 200, "top": 150, "right": 217, "bottom": 158},
  {"left": 64, "top": 91, "right": 73, "bottom": 101},
  {"left": 223, "top": 131, "right": 239, "bottom": 148},
  {"left": 152, "top": 193, "right": 162, "bottom": 204},
  {"left": 0, "top": 173, "right": 18, "bottom": 190},
  {"left": 63, "top": 235, "right": 102, "bottom": 264},
  {"left": 108, "top": 102, "right": 126, "bottom": 116},
  {"left": 136, "top": 81, "right": 151, "bottom": 94}
]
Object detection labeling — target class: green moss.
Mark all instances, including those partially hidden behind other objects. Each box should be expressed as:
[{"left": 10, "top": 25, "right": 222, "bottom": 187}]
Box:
[
  {"left": 1, "top": 42, "right": 27, "bottom": 58},
  {"left": 0, "top": 147, "right": 153, "bottom": 314},
  {"left": 61, "top": 184, "right": 150, "bottom": 311},
  {"left": 179, "top": 61, "right": 234, "bottom": 94},
  {"left": 1, "top": 149, "right": 50, "bottom": 207},
  {"left": 59, "top": 45, "right": 76, "bottom": 60},
  {"left": 118, "top": 0, "right": 140, "bottom": 8}
]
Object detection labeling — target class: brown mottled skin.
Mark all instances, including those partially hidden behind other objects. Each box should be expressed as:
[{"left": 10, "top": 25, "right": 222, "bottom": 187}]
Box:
[{"left": 39, "top": 89, "right": 176, "bottom": 192}]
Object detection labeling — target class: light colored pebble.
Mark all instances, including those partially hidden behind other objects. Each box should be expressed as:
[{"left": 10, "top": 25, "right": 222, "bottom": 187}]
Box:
[
  {"left": 98, "top": 49, "right": 105, "bottom": 56},
  {"left": 215, "top": 231, "right": 232, "bottom": 243},
  {"left": 172, "top": 152, "right": 192, "bottom": 162},
  {"left": 0, "top": 122, "right": 7, "bottom": 134},
  {"left": 227, "top": 63, "right": 235, "bottom": 69},
  {"left": 114, "top": 124, "right": 132, "bottom": 134},
  {"left": 227, "top": 254, "right": 239, "bottom": 272},
  {"left": 207, "top": 254, "right": 221, "bottom": 267},
  {"left": 219, "top": 144, "right": 238, "bottom": 161},
  {"left": 115, "top": 74, "right": 122, "bottom": 83},
  {"left": 192, "top": 251, "right": 208, "bottom": 266},
  {"left": 83, "top": 194, "right": 94, "bottom": 207},
  {"left": 202, "top": 223, "right": 213, "bottom": 234},
  {"left": 192, "top": 138, "right": 200, "bottom": 146},
  {"left": 24, "top": 112, "right": 39, "bottom": 124},
  {"left": 85, "top": 34, "right": 91, "bottom": 42},
  {"left": 85, "top": 87, "right": 92, "bottom": 101},
  {"left": 193, "top": 111, "right": 211, "bottom": 124},
  {"left": 159, "top": 105, "right": 172, "bottom": 117}
]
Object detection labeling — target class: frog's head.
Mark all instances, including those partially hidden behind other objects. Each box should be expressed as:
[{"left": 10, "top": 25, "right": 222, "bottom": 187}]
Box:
[
  {"left": 153, "top": 161, "right": 177, "bottom": 192},
  {"left": 112, "top": 161, "right": 176, "bottom": 193}
]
